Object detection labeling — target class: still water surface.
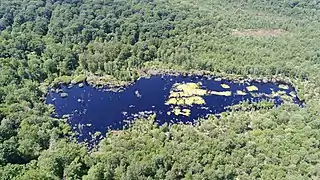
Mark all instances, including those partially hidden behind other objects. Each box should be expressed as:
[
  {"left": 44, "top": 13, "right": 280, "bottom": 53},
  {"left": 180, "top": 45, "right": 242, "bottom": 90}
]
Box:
[{"left": 46, "top": 75, "right": 301, "bottom": 144}]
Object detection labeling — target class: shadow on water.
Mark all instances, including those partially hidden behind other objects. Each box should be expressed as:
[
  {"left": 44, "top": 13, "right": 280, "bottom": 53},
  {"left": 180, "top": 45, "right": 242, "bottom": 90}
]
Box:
[{"left": 46, "top": 75, "right": 302, "bottom": 145}]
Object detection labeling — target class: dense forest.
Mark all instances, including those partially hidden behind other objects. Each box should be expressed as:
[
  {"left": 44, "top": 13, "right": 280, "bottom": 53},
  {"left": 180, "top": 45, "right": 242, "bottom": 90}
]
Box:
[{"left": 1, "top": 0, "right": 320, "bottom": 179}]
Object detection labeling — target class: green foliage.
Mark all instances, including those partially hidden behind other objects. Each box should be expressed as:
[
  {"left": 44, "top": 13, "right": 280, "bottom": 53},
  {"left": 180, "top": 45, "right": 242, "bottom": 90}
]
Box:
[
  {"left": 85, "top": 108, "right": 320, "bottom": 179},
  {"left": 53, "top": 76, "right": 73, "bottom": 85},
  {"left": 71, "top": 75, "right": 86, "bottom": 84},
  {"left": 0, "top": 0, "right": 320, "bottom": 179}
]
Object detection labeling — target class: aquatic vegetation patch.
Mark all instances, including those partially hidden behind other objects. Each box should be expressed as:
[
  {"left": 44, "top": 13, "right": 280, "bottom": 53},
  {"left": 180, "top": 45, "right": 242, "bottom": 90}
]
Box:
[
  {"left": 278, "top": 84, "right": 289, "bottom": 90},
  {"left": 280, "top": 94, "right": 294, "bottom": 102},
  {"left": 135, "top": 90, "right": 142, "bottom": 98},
  {"left": 184, "top": 96, "right": 206, "bottom": 105},
  {"left": 210, "top": 91, "right": 232, "bottom": 97},
  {"left": 171, "top": 83, "right": 208, "bottom": 96},
  {"left": 273, "top": 91, "right": 295, "bottom": 102},
  {"left": 236, "top": 90, "right": 247, "bottom": 96},
  {"left": 249, "top": 89, "right": 296, "bottom": 103},
  {"left": 166, "top": 83, "right": 208, "bottom": 106},
  {"left": 165, "top": 98, "right": 180, "bottom": 105},
  {"left": 270, "top": 90, "right": 287, "bottom": 97},
  {"left": 60, "top": 92, "right": 68, "bottom": 98},
  {"left": 221, "top": 84, "right": 230, "bottom": 89},
  {"left": 165, "top": 82, "right": 210, "bottom": 117},
  {"left": 289, "top": 91, "right": 297, "bottom": 98},
  {"left": 174, "top": 82, "right": 199, "bottom": 90},
  {"left": 166, "top": 96, "right": 205, "bottom": 106},
  {"left": 246, "top": 85, "right": 259, "bottom": 91},
  {"left": 269, "top": 90, "right": 294, "bottom": 102},
  {"left": 172, "top": 107, "right": 191, "bottom": 116},
  {"left": 169, "top": 89, "right": 207, "bottom": 98},
  {"left": 249, "top": 93, "right": 264, "bottom": 98}
]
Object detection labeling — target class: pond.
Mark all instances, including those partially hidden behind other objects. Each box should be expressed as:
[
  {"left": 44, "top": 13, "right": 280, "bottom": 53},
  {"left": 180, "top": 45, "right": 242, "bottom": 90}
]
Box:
[{"left": 46, "top": 75, "right": 302, "bottom": 145}]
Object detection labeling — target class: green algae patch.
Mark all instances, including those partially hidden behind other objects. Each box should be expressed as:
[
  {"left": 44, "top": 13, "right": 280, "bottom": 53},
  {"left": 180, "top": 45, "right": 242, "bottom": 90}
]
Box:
[
  {"left": 172, "top": 108, "right": 191, "bottom": 116},
  {"left": 210, "top": 91, "right": 232, "bottom": 96},
  {"left": 278, "top": 84, "right": 289, "bottom": 90},
  {"left": 236, "top": 90, "right": 247, "bottom": 96},
  {"left": 246, "top": 85, "right": 258, "bottom": 91},
  {"left": 221, "top": 84, "right": 230, "bottom": 89}
]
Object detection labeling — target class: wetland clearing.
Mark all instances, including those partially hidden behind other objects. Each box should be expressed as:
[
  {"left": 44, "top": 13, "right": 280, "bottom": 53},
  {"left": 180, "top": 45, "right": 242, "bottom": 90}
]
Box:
[{"left": 46, "top": 75, "right": 302, "bottom": 144}]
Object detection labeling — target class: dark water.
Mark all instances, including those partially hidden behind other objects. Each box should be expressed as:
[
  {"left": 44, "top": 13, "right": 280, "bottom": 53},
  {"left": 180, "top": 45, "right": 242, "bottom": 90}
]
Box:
[{"left": 46, "top": 75, "right": 301, "bottom": 144}]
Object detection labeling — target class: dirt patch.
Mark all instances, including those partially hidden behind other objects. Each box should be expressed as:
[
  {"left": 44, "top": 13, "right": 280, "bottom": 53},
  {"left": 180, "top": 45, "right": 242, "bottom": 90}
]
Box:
[{"left": 232, "top": 29, "right": 286, "bottom": 37}]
